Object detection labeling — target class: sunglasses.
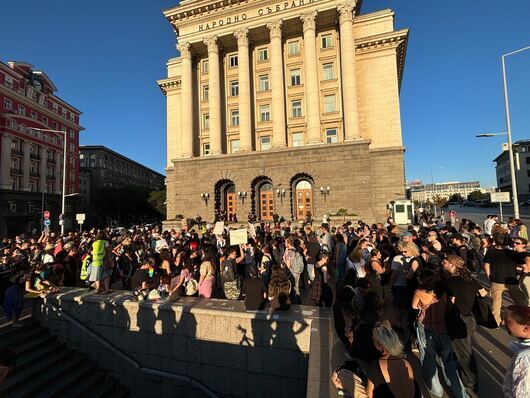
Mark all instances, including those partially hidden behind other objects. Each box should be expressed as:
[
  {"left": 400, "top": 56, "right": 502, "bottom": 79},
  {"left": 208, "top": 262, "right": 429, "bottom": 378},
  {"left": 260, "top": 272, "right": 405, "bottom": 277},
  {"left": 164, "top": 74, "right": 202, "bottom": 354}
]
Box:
[{"left": 514, "top": 242, "right": 524, "bottom": 246}]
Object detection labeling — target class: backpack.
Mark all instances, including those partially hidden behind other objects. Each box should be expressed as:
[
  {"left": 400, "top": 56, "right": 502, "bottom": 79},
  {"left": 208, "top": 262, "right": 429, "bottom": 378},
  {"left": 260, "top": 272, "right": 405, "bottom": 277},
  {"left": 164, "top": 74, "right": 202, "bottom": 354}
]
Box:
[
  {"left": 466, "top": 246, "right": 481, "bottom": 272},
  {"left": 222, "top": 259, "right": 236, "bottom": 282},
  {"left": 291, "top": 250, "right": 304, "bottom": 274}
]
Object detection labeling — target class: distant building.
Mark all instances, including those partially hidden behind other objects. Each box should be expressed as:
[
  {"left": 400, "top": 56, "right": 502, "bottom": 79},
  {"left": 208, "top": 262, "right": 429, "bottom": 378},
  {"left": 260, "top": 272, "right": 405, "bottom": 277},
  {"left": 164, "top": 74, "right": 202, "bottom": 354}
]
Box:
[
  {"left": 0, "top": 61, "right": 83, "bottom": 236},
  {"left": 79, "top": 145, "right": 165, "bottom": 225},
  {"left": 410, "top": 181, "right": 481, "bottom": 203},
  {"left": 494, "top": 140, "right": 530, "bottom": 202}
]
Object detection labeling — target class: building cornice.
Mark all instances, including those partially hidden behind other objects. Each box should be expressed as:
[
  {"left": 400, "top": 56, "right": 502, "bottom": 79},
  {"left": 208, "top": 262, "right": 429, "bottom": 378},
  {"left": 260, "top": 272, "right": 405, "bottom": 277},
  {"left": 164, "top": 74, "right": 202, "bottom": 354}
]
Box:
[
  {"left": 157, "top": 78, "right": 181, "bottom": 95},
  {"left": 355, "top": 28, "right": 409, "bottom": 91}
]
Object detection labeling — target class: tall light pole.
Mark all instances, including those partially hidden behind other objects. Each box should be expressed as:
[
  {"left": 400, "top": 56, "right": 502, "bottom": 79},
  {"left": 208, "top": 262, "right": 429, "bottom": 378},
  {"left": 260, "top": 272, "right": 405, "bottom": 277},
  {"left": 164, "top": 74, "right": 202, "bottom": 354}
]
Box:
[
  {"left": 29, "top": 128, "right": 67, "bottom": 234},
  {"left": 476, "top": 45, "right": 530, "bottom": 219},
  {"left": 500, "top": 45, "right": 530, "bottom": 219}
]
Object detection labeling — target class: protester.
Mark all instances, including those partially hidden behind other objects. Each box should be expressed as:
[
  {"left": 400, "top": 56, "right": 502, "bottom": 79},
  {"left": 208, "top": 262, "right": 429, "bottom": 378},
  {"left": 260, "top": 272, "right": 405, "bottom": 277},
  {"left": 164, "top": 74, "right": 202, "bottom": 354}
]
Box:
[{"left": 503, "top": 305, "right": 530, "bottom": 398}]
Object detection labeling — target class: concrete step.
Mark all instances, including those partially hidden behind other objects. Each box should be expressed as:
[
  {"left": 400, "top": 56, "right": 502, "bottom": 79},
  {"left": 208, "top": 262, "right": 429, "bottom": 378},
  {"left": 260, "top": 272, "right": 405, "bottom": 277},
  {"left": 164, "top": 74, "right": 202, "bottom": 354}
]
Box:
[
  {"left": 14, "top": 331, "right": 56, "bottom": 357},
  {"left": 102, "top": 385, "right": 130, "bottom": 398},
  {"left": 0, "top": 319, "right": 40, "bottom": 339},
  {"left": 54, "top": 370, "right": 106, "bottom": 398},
  {"left": 89, "top": 378, "right": 117, "bottom": 397},
  {"left": 0, "top": 349, "right": 72, "bottom": 396},
  {"left": 16, "top": 339, "right": 66, "bottom": 371},
  {"left": 8, "top": 354, "right": 85, "bottom": 398},
  {"left": 0, "top": 326, "right": 43, "bottom": 348},
  {"left": 34, "top": 361, "right": 94, "bottom": 398}
]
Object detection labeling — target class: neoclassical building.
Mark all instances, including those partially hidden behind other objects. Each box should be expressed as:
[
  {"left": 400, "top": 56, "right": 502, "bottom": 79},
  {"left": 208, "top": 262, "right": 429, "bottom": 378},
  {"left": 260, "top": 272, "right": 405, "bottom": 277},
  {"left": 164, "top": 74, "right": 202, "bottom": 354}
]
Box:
[{"left": 158, "top": 0, "right": 409, "bottom": 224}]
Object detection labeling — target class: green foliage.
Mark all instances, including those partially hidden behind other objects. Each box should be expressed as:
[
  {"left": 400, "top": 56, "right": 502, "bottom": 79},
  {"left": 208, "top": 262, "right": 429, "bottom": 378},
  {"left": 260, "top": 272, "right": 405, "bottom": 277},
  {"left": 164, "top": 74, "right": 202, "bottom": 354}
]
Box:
[
  {"left": 92, "top": 184, "right": 164, "bottom": 224},
  {"left": 467, "top": 190, "right": 488, "bottom": 201},
  {"left": 148, "top": 188, "right": 167, "bottom": 218},
  {"left": 448, "top": 193, "right": 464, "bottom": 203},
  {"left": 432, "top": 195, "right": 447, "bottom": 208}
]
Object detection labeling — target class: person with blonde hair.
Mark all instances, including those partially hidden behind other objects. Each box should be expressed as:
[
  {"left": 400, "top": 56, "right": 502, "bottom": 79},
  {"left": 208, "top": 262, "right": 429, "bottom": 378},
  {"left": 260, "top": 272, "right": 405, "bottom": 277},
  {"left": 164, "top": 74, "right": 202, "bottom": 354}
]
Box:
[{"left": 366, "top": 320, "right": 420, "bottom": 397}]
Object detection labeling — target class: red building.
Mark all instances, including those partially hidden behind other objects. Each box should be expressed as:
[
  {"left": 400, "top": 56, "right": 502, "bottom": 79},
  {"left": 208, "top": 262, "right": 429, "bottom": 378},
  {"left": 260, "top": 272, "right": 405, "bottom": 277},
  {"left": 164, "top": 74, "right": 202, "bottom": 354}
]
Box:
[{"left": 0, "top": 61, "right": 83, "bottom": 236}]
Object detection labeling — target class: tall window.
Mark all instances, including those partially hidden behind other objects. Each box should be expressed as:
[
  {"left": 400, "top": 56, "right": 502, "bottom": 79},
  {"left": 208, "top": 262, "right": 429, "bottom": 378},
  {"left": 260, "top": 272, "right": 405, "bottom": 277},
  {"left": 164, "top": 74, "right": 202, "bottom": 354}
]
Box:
[
  {"left": 321, "top": 34, "right": 332, "bottom": 49},
  {"left": 30, "top": 111, "right": 37, "bottom": 120},
  {"left": 3, "top": 98, "right": 12, "bottom": 110},
  {"left": 291, "top": 100, "right": 302, "bottom": 118},
  {"left": 260, "top": 105, "right": 271, "bottom": 122},
  {"left": 231, "top": 109, "right": 240, "bottom": 126},
  {"left": 18, "top": 105, "right": 25, "bottom": 116},
  {"left": 292, "top": 132, "right": 304, "bottom": 147},
  {"left": 42, "top": 116, "right": 48, "bottom": 126},
  {"left": 202, "top": 85, "right": 209, "bottom": 101},
  {"left": 258, "top": 47, "right": 269, "bottom": 61},
  {"left": 230, "top": 81, "right": 239, "bottom": 97},
  {"left": 4, "top": 75, "right": 13, "bottom": 89},
  {"left": 326, "top": 128, "right": 338, "bottom": 143},
  {"left": 290, "top": 69, "right": 301, "bottom": 86},
  {"left": 229, "top": 54, "right": 238, "bottom": 67},
  {"left": 202, "top": 60, "right": 209, "bottom": 74},
  {"left": 322, "top": 63, "right": 334, "bottom": 80},
  {"left": 288, "top": 41, "right": 300, "bottom": 55},
  {"left": 203, "top": 114, "right": 210, "bottom": 130},
  {"left": 259, "top": 75, "right": 269, "bottom": 91},
  {"left": 324, "top": 95, "right": 336, "bottom": 113},
  {"left": 230, "top": 139, "right": 240, "bottom": 153},
  {"left": 260, "top": 136, "right": 271, "bottom": 151}
]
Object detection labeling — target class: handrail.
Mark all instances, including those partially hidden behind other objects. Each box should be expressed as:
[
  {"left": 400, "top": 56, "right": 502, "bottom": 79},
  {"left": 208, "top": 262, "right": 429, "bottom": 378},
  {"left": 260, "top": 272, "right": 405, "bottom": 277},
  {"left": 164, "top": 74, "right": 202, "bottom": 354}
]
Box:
[{"left": 44, "top": 302, "right": 219, "bottom": 398}]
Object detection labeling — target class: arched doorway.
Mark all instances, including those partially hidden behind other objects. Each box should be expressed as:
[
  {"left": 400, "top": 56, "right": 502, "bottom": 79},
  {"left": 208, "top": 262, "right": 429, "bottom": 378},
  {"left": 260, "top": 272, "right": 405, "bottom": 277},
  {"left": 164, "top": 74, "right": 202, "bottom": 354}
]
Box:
[
  {"left": 294, "top": 180, "right": 313, "bottom": 221},
  {"left": 258, "top": 182, "right": 274, "bottom": 221},
  {"left": 225, "top": 184, "right": 236, "bottom": 217},
  {"left": 214, "top": 179, "right": 237, "bottom": 217}
]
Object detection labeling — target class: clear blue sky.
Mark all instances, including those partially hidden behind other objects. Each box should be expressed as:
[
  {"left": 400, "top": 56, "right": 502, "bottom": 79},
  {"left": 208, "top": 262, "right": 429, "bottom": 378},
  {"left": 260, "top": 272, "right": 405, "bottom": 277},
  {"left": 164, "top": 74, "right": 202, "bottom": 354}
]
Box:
[{"left": 1, "top": 0, "right": 529, "bottom": 187}]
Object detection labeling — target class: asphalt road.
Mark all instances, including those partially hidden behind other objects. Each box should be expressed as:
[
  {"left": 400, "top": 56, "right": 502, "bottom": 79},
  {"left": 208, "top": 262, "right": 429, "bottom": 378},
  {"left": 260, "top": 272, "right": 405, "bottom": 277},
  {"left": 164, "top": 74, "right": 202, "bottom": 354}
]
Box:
[{"left": 445, "top": 204, "right": 530, "bottom": 224}]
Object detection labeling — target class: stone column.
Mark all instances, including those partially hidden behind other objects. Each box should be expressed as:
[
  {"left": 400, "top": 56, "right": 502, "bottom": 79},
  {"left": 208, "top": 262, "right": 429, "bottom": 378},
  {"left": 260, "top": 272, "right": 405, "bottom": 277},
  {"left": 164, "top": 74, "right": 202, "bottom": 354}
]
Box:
[
  {"left": 338, "top": 1, "right": 360, "bottom": 140},
  {"left": 177, "top": 42, "right": 194, "bottom": 157},
  {"left": 267, "top": 20, "right": 287, "bottom": 148},
  {"left": 40, "top": 146, "right": 47, "bottom": 193},
  {"left": 204, "top": 36, "right": 222, "bottom": 155},
  {"left": 301, "top": 11, "right": 321, "bottom": 144},
  {"left": 235, "top": 28, "right": 252, "bottom": 152},
  {"left": 0, "top": 134, "right": 11, "bottom": 189},
  {"left": 22, "top": 141, "right": 31, "bottom": 191}
]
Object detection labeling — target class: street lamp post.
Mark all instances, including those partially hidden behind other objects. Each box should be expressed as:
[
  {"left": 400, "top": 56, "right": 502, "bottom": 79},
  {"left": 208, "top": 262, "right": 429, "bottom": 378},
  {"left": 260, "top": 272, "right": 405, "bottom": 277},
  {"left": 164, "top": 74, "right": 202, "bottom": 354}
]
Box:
[
  {"left": 476, "top": 44, "right": 530, "bottom": 220},
  {"left": 29, "top": 128, "right": 68, "bottom": 234}
]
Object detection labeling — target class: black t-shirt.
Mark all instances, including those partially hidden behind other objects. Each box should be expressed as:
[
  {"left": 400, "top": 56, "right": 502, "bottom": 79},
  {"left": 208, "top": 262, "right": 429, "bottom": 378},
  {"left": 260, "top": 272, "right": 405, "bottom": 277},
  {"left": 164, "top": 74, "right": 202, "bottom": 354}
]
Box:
[
  {"left": 132, "top": 268, "right": 159, "bottom": 290},
  {"left": 305, "top": 241, "right": 321, "bottom": 265},
  {"left": 242, "top": 277, "right": 266, "bottom": 310},
  {"left": 483, "top": 248, "right": 520, "bottom": 285},
  {"left": 445, "top": 276, "right": 481, "bottom": 315},
  {"left": 366, "top": 358, "right": 420, "bottom": 398}
]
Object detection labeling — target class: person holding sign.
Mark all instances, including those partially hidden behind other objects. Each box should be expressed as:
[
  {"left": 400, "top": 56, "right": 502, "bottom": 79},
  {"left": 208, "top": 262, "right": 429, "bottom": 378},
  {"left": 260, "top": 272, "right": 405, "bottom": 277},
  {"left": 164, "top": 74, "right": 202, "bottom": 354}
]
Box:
[{"left": 221, "top": 246, "right": 244, "bottom": 300}]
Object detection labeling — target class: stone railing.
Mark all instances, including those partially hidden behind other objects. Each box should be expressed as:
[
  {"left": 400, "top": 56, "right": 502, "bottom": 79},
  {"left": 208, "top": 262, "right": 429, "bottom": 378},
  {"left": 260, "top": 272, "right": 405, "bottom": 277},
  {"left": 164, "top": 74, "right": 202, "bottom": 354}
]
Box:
[{"left": 32, "top": 288, "right": 336, "bottom": 398}]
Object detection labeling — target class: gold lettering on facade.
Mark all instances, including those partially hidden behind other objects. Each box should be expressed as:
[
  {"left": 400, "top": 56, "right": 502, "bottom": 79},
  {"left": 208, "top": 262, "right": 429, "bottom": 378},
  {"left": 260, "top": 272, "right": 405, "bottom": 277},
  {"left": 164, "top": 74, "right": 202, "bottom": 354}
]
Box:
[{"left": 194, "top": 0, "right": 321, "bottom": 31}]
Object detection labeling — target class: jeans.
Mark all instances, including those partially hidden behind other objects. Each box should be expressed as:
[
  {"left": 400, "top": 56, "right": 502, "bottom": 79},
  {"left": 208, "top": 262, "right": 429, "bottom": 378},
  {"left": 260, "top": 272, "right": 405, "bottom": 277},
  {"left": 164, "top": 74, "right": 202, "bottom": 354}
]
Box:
[
  {"left": 452, "top": 314, "right": 478, "bottom": 397},
  {"left": 307, "top": 263, "right": 315, "bottom": 282},
  {"left": 416, "top": 323, "right": 468, "bottom": 398},
  {"left": 490, "top": 282, "right": 527, "bottom": 325}
]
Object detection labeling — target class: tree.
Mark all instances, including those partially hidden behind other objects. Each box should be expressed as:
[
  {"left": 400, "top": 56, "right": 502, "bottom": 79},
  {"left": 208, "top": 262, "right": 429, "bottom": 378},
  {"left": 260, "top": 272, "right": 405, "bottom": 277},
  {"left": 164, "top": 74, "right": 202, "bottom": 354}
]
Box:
[
  {"left": 432, "top": 195, "right": 447, "bottom": 209},
  {"left": 448, "top": 193, "right": 464, "bottom": 203},
  {"left": 336, "top": 208, "right": 348, "bottom": 222},
  {"left": 467, "top": 190, "right": 488, "bottom": 201},
  {"left": 148, "top": 188, "right": 166, "bottom": 218}
]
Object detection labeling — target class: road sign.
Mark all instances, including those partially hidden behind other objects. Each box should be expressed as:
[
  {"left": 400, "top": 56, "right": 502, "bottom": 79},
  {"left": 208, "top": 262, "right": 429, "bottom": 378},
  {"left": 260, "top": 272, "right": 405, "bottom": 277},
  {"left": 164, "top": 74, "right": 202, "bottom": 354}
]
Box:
[
  {"left": 490, "top": 192, "right": 510, "bottom": 203},
  {"left": 44, "top": 211, "right": 50, "bottom": 219},
  {"left": 44, "top": 219, "right": 51, "bottom": 227},
  {"left": 76, "top": 213, "right": 86, "bottom": 223}
]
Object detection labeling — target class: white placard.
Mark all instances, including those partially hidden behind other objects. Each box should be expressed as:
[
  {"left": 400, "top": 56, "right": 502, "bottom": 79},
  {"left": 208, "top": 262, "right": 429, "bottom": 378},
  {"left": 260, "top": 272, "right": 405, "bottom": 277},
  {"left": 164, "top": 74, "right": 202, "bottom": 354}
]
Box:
[
  {"left": 76, "top": 213, "right": 86, "bottom": 222},
  {"left": 229, "top": 228, "right": 248, "bottom": 245},
  {"left": 213, "top": 221, "right": 225, "bottom": 235},
  {"left": 490, "top": 192, "right": 510, "bottom": 203}
]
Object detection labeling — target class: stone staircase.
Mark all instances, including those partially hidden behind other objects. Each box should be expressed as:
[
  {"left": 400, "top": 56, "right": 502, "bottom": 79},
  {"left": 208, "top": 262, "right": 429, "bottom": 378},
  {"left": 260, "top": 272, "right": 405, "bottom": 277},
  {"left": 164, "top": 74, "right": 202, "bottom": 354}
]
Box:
[{"left": 0, "top": 318, "right": 128, "bottom": 398}]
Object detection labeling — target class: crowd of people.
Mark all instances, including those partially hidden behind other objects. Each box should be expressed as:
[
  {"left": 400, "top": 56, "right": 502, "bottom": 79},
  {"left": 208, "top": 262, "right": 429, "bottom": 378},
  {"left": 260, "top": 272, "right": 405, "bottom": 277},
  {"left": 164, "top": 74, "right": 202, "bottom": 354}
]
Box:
[{"left": 1, "top": 214, "right": 529, "bottom": 396}]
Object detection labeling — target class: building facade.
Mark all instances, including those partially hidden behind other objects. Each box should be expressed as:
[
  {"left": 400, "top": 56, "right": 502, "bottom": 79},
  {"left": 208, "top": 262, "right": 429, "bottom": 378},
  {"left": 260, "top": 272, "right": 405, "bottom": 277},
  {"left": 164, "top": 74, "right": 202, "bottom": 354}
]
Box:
[
  {"left": 410, "top": 181, "right": 482, "bottom": 203},
  {"left": 79, "top": 145, "right": 165, "bottom": 225},
  {"left": 159, "top": 0, "right": 409, "bottom": 224},
  {"left": 0, "top": 61, "right": 82, "bottom": 236},
  {"left": 494, "top": 140, "right": 530, "bottom": 202}
]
